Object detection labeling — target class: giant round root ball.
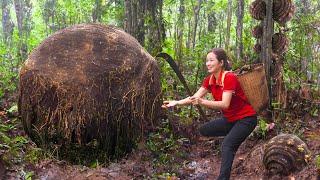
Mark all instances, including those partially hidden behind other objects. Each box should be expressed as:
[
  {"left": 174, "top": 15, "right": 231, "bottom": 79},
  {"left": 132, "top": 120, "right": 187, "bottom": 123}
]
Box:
[{"left": 18, "top": 24, "right": 161, "bottom": 162}]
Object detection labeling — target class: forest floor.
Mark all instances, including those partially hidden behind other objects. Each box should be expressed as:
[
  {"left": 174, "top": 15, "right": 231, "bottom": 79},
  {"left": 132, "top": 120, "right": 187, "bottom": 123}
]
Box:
[{"left": 0, "top": 96, "right": 319, "bottom": 180}]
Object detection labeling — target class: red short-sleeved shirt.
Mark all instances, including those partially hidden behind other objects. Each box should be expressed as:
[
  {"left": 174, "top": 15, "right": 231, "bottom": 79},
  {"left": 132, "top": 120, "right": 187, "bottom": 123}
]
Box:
[{"left": 202, "top": 71, "right": 256, "bottom": 122}]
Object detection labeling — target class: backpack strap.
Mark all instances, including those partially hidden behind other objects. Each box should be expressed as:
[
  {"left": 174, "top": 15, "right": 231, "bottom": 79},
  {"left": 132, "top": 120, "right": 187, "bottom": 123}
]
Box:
[
  {"left": 209, "top": 71, "right": 231, "bottom": 87},
  {"left": 221, "top": 71, "right": 231, "bottom": 87}
]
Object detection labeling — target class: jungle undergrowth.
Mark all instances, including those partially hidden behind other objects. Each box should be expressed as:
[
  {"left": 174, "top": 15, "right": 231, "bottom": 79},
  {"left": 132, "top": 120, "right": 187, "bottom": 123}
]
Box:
[
  {"left": 0, "top": 104, "right": 45, "bottom": 180},
  {"left": 146, "top": 118, "right": 189, "bottom": 178}
]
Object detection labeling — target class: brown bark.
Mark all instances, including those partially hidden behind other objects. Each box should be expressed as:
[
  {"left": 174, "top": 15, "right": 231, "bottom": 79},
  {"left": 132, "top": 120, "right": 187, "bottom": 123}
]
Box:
[
  {"left": 236, "top": 0, "right": 244, "bottom": 60},
  {"left": 207, "top": 1, "right": 216, "bottom": 33},
  {"left": 191, "top": 0, "right": 202, "bottom": 49},
  {"left": 225, "top": 0, "right": 232, "bottom": 51},
  {"left": 145, "top": 0, "right": 165, "bottom": 55},
  {"left": 261, "top": 0, "right": 274, "bottom": 113},
  {"left": 124, "top": 0, "right": 145, "bottom": 45}
]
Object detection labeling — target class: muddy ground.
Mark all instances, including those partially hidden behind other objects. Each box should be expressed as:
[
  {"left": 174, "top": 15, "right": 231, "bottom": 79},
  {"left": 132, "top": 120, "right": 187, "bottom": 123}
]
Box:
[{"left": 0, "top": 99, "right": 319, "bottom": 180}]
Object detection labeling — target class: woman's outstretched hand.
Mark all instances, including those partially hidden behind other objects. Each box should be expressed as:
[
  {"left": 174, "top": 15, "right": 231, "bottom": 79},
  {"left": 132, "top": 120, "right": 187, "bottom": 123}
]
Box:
[
  {"left": 189, "top": 96, "right": 203, "bottom": 105},
  {"left": 161, "top": 100, "right": 179, "bottom": 108}
]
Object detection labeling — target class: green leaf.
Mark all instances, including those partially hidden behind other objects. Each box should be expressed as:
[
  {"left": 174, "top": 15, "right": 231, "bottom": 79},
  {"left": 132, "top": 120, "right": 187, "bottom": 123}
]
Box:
[
  {"left": 25, "top": 171, "right": 34, "bottom": 180},
  {"left": 7, "top": 105, "right": 18, "bottom": 114}
]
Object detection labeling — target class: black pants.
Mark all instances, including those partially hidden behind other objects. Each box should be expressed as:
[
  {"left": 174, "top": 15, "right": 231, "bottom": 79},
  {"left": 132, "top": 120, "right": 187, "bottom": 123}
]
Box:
[{"left": 199, "top": 116, "right": 257, "bottom": 180}]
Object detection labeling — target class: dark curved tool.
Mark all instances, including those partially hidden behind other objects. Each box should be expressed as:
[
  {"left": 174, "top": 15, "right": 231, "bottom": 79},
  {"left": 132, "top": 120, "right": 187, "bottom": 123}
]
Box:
[{"left": 156, "top": 52, "right": 207, "bottom": 121}]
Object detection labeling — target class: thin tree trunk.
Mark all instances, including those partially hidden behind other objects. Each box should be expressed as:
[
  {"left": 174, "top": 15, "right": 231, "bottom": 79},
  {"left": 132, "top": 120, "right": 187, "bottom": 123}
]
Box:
[
  {"left": 192, "top": 0, "right": 202, "bottom": 50},
  {"left": 301, "top": 0, "right": 310, "bottom": 13},
  {"left": 236, "top": 0, "right": 244, "bottom": 60},
  {"left": 218, "top": 13, "right": 224, "bottom": 48},
  {"left": 207, "top": 1, "right": 216, "bottom": 33},
  {"left": 225, "top": 0, "right": 232, "bottom": 51},
  {"left": 175, "top": 0, "right": 185, "bottom": 67},
  {"left": 301, "top": 0, "right": 311, "bottom": 77},
  {"left": 14, "top": 0, "right": 32, "bottom": 61},
  {"left": 2, "top": 0, "right": 14, "bottom": 44},
  {"left": 43, "top": 0, "right": 57, "bottom": 35},
  {"left": 186, "top": 18, "right": 191, "bottom": 49},
  {"left": 92, "top": 0, "right": 103, "bottom": 22},
  {"left": 124, "top": 0, "right": 132, "bottom": 33}
]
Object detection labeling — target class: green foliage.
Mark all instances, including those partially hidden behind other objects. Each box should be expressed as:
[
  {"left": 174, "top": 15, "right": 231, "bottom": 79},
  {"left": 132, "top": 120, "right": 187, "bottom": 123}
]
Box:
[
  {"left": 154, "top": 172, "right": 178, "bottom": 179},
  {"left": 7, "top": 104, "right": 18, "bottom": 114},
  {"left": 316, "top": 154, "right": 320, "bottom": 169},
  {"left": 256, "top": 119, "right": 268, "bottom": 139},
  {"left": 0, "top": 119, "right": 33, "bottom": 165},
  {"left": 146, "top": 119, "right": 181, "bottom": 167},
  {"left": 24, "top": 171, "right": 34, "bottom": 180}
]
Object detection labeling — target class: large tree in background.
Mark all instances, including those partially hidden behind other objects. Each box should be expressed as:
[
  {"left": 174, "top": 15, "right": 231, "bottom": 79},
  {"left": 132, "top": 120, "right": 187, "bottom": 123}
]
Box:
[
  {"left": 145, "top": 0, "right": 165, "bottom": 55},
  {"left": 225, "top": 0, "right": 232, "bottom": 51},
  {"left": 14, "top": 0, "right": 32, "bottom": 61},
  {"left": 42, "top": 0, "right": 57, "bottom": 35},
  {"left": 92, "top": 0, "right": 103, "bottom": 22},
  {"left": 191, "top": 0, "right": 202, "bottom": 50},
  {"left": 124, "top": 0, "right": 165, "bottom": 55},
  {"left": 236, "top": 0, "right": 244, "bottom": 60},
  {"left": 174, "top": 0, "right": 185, "bottom": 67},
  {"left": 2, "top": 0, "right": 14, "bottom": 44}
]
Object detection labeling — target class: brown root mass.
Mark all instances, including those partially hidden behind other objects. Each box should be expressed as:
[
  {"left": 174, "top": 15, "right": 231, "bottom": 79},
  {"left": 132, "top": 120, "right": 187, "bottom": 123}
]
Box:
[
  {"left": 272, "top": 32, "right": 289, "bottom": 54},
  {"left": 263, "top": 134, "right": 311, "bottom": 176},
  {"left": 249, "top": 0, "right": 266, "bottom": 20},
  {"left": 18, "top": 24, "right": 161, "bottom": 162},
  {"left": 253, "top": 43, "right": 262, "bottom": 53},
  {"left": 273, "top": 0, "right": 295, "bottom": 25},
  {"left": 252, "top": 25, "right": 263, "bottom": 39}
]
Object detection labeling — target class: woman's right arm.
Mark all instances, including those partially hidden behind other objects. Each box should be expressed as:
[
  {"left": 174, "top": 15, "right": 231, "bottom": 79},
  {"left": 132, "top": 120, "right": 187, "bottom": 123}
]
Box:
[{"left": 162, "top": 87, "right": 208, "bottom": 108}]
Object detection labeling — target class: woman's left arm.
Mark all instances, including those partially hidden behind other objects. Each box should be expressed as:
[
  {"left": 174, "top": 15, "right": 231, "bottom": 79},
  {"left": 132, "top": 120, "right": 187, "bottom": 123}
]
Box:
[{"left": 191, "top": 91, "right": 233, "bottom": 110}]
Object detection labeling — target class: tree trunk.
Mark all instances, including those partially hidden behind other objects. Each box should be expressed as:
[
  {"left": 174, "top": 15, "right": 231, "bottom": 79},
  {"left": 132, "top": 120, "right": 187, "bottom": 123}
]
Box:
[
  {"left": 14, "top": 0, "right": 32, "bottom": 61},
  {"left": 261, "top": 0, "right": 273, "bottom": 114},
  {"left": 186, "top": 18, "right": 191, "bottom": 49},
  {"left": 2, "top": 0, "right": 14, "bottom": 44},
  {"left": 124, "top": 0, "right": 145, "bottom": 45},
  {"left": 225, "top": 0, "right": 232, "bottom": 51},
  {"left": 191, "top": 0, "right": 202, "bottom": 50},
  {"left": 218, "top": 13, "right": 224, "bottom": 48},
  {"left": 300, "top": 0, "right": 311, "bottom": 78},
  {"left": 43, "top": 0, "right": 57, "bottom": 35},
  {"left": 207, "top": 1, "right": 216, "bottom": 33},
  {"left": 145, "top": 0, "right": 165, "bottom": 55},
  {"left": 301, "top": 0, "right": 311, "bottom": 13},
  {"left": 92, "top": 0, "right": 103, "bottom": 23},
  {"left": 236, "top": 0, "right": 244, "bottom": 60},
  {"left": 175, "top": 0, "right": 185, "bottom": 67}
]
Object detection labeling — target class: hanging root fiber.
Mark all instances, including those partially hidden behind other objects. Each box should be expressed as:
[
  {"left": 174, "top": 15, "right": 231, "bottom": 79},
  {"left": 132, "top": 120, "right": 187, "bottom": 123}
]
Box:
[{"left": 18, "top": 24, "right": 161, "bottom": 164}]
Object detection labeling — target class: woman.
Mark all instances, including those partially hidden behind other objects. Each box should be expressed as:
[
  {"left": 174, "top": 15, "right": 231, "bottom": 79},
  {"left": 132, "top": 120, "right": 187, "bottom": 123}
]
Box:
[{"left": 162, "top": 48, "right": 257, "bottom": 180}]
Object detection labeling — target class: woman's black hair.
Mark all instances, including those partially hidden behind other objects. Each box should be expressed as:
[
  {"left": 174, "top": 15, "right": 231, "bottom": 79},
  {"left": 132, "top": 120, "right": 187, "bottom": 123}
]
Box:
[{"left": 210, "top": 48, "right": 232, "bottom": 70}]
